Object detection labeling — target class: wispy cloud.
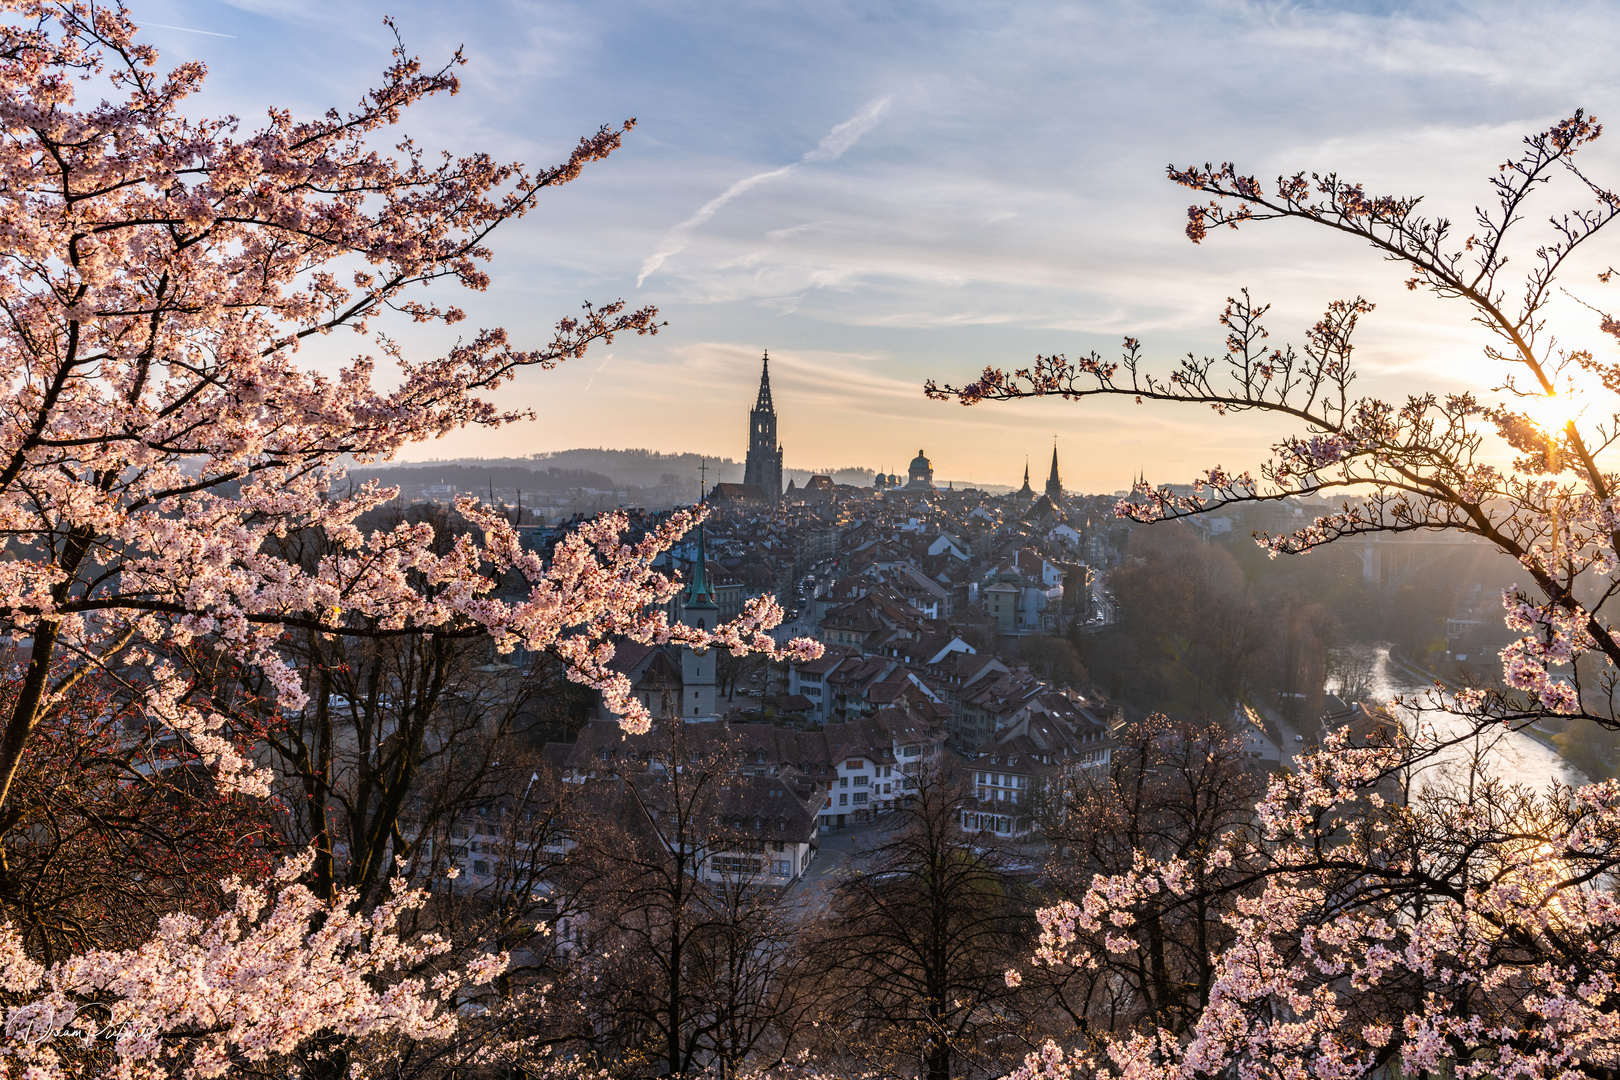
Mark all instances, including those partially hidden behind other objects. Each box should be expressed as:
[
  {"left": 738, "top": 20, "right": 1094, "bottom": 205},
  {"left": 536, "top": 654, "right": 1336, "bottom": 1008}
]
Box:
[{"left": 636, "top": 97, "right": 890, "bottom": 287}]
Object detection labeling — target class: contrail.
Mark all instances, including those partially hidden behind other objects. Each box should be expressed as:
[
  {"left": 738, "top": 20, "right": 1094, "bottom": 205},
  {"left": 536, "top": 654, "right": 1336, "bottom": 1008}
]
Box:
[
  {"left": 142, "top": 22, "right": 239, "bottom": 38},
  {"left": 636, "top": 96, "right": 890, "bottom": 287}
]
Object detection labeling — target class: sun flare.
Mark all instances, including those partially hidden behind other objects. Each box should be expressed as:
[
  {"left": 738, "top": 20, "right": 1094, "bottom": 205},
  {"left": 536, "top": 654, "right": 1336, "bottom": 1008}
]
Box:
[{"left": 1524, "top": 390, "right": 1586, "bottom": 435}]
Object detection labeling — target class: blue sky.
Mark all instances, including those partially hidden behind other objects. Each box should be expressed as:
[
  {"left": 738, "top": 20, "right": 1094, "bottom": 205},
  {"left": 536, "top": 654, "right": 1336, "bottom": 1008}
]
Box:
[{"left": 133, "top": 0, "right": 1620, "bottom": 491}]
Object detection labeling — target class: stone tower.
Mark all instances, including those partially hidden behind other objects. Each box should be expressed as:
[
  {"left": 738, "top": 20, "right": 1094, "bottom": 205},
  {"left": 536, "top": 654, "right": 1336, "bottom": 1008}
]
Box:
[{"left": 743, "top": 352, "right": 784, "bottom": 501}]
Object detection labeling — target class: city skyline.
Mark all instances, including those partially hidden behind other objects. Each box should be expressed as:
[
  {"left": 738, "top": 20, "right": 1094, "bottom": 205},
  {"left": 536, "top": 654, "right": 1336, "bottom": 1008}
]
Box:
[{"left": 134, "top": 0, "right": 1620, "bottom": 491}]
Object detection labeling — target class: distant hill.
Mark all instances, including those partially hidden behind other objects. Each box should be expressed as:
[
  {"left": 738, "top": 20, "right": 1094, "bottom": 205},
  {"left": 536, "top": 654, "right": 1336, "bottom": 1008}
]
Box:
[
  {"left": 525, "top": 448, "right": 875, "bottom": 491},
  {"left": 344, "top": 449, "right": 879, "bottom": 510}
]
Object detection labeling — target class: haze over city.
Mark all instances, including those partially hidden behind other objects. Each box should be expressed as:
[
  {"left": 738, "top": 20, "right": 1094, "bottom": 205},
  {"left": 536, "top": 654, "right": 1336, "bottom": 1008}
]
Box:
[{"left": 133, "top": 0, "right": 1620, "bottom": 490}]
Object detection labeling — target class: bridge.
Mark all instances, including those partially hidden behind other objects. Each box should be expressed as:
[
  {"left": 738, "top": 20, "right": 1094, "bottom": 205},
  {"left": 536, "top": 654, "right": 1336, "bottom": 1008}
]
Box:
[{"left": 1358, "top": 531, "right": 1488, "bottom": 590}]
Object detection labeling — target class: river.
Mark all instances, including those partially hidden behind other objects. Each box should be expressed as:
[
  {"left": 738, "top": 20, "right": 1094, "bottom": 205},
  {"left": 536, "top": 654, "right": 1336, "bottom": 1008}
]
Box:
[{"left": 1346, "top": 643, "right": 1587, "bottom": 795}]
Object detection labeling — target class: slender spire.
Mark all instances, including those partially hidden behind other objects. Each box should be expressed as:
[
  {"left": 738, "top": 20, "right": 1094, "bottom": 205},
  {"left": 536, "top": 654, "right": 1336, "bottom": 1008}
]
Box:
[
  {"left": 685, "top": 519, "right": 717, "bottom": 609},
  {"left": 1046, "top": 440, "right": 1063, "bottom": 501},
  {"left": 684, "top": 459, "right": 716, "bottom": 609},
  {"left": 755, "top": 350, "right": 774, "bottom": 411}
]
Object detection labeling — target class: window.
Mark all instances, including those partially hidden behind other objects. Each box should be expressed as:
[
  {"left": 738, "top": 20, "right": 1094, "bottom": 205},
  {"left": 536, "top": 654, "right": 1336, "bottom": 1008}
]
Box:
[
  {"left": 883, "top": 783, "right": 891, "bottom": 794},
  {"left": 473, "top": 860, "right": 490, "bottom": 876},
  {"left": 755, "top": 750, "right": 766, "bottom": 763},
  {"left": 776, "top": 819, "right": 785, "bottom": 831},
  {"left": 882, "top": 766, "right": 892, "bottom": 777},
  {"left": 774, "top": 860, "right": 791, "bottom": 876},
  {"left": 853, "top": 792, "right": 868, "bottom": 804},
  {"left": 713, "top": 856, "right": 762, "bottom": 876},
  {"left": 977, "top": 772, "right": 986, "bottom": 784},
  {"left": 839, "top": 793, "right": 848, "bottom": 806},
  {"left": 754, "top": 818, "right": 763, "bottom": 830},
  {"left": 853, "top": 775, "right": 869, "bottom": 787},
  {"left": 840, "top": 777, "right": 848, "bottom": 788},
  {"left": 846, "top": 759, "right": 863, "bottom": 770}
]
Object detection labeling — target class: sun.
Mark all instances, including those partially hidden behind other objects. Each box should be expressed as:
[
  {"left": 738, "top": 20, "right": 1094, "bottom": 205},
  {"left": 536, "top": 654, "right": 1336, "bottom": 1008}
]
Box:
[{"left": 1524, "top": 390, "right": 1586, "bottom": 436}]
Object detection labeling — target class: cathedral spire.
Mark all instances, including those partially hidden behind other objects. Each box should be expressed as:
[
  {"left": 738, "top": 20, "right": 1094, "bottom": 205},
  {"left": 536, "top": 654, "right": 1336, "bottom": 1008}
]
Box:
[
  {"left": 755, "top": 351, "right": 774, "bottom": 412},
  {"left": 744, "top": 350, "right": 783, "bottom": 501},
  {"left": 1046, "top": 440, "right": 1063, "bottom": 502}
]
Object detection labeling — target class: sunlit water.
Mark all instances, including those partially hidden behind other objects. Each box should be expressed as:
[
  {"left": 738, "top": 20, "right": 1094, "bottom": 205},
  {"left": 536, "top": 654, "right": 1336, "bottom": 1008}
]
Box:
[{"left": 1343, "top": 643, "right": 1587, "bottom": 796}]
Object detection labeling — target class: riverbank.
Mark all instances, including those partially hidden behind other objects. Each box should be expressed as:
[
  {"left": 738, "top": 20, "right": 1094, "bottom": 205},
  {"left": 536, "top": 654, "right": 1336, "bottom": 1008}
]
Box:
[
  {"left": 1385, "top": 647, "right": 1585, "bottom": 781},
  {"left": 1386, "top": 648, "right": 1449, "bottom": 689}
]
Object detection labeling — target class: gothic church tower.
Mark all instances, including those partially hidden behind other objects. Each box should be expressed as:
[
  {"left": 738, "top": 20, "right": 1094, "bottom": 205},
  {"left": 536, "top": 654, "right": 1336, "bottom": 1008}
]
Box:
[
  {"left": 1046, "top": 443, "right": 1064, "bottom": 503},
  {"left": 743, "top": 352, "right": 784, "bottom": 501}
]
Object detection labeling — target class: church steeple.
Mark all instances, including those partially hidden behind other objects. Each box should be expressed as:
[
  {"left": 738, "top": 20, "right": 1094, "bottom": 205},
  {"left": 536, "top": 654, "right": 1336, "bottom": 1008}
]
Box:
[
  {"left": 678, "top": 518, "right": 718, "bottom": 721},
  {"left": 1045, "top": 441, "right": 1063, "bottom": 502},
  {"left": 683, "top": 520, "right": 717, "bottom": 613},
  {"left": 755, "top": 352, "right": 774, "bottom": 411},
  {"left": 1016, "top": 456, "right": 1034, "bottom": 500},
  {"left": 743, "top": 351, "right": 784, "bottom": 501}
]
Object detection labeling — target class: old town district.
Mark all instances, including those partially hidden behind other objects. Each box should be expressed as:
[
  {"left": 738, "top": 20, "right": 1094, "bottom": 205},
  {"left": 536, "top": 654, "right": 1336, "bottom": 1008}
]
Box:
[{"left": 442, "top": 355, "right": 1282, "bottom": 895}]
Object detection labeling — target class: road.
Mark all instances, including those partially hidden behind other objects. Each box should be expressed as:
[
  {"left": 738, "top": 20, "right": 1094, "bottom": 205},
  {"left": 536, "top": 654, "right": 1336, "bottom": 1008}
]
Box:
[
  {"left": 1260, "top": 703, "right": 1312, "bottom": 768},
  {"left": 780, "top": 817, "right": 895, "bottom": 914},
  {"left": 782, "top": 815, "right": 1053, "bottom": 916}
]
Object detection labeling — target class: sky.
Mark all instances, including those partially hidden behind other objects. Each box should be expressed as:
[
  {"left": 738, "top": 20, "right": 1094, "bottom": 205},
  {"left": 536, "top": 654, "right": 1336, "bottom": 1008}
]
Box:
[{"left": 126, "top": 0, "right": 1620, "bottom": 492}]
